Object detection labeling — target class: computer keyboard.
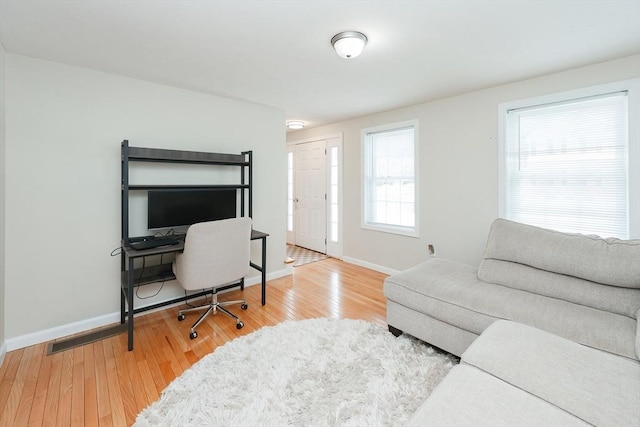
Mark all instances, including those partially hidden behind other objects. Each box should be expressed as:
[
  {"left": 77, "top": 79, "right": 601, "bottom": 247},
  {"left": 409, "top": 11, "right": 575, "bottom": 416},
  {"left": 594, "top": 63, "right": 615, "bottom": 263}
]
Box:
[{"left": 129, "top": 236, "right": 180, "bottom": 250}]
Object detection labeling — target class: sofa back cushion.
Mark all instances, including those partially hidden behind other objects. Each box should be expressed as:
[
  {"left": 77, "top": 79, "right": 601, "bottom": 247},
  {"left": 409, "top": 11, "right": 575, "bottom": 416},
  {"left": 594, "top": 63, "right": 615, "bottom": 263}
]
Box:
[{"left": 478, "top": 219, "right": 640, "bottom": 317}]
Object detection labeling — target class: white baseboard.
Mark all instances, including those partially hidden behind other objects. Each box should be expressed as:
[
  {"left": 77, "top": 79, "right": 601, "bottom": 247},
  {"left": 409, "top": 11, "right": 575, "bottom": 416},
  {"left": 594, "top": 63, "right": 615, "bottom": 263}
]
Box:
[
  {"left": 0, "top": 340, "right": 7, "bottom": 368},
  {"left": 341, "top": 256, "right": 399, "bottom": 276},
  {"left": 5, "top": 311, "right": 121, "bottom": 353},
  {"left": 5, "top": 267, "right": 291, "bottom": 352}
]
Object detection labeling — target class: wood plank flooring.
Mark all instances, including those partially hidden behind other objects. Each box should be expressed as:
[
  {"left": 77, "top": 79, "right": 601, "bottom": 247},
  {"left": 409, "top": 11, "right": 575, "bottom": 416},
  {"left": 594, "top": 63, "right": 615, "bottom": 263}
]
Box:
[{"left": 0, "top": 258, "right": 388, "bottom": 426}]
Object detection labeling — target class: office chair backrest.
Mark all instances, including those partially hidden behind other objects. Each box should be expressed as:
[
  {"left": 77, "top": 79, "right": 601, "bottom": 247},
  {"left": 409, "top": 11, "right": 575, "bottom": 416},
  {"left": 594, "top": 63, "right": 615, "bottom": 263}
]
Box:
[{"left": 173, "top": 217, "right": 252, "bottom": 291}]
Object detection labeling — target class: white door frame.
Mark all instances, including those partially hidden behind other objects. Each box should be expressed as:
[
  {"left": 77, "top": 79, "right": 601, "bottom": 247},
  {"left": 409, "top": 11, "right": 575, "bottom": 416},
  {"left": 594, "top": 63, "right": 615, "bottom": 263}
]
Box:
[{"left": 287, "top": 133, "right": 343, "bottom": 259}]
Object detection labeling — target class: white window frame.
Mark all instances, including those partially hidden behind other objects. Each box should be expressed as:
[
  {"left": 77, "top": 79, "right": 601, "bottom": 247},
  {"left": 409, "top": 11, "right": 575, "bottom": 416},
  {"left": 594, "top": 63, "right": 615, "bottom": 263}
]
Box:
[
  {"left": 362, "top": 119, "right": 419, "bottom": 237},
  {"left": 498, "top": 78, "right": 640, "bottom": 239},
  {"left": 286, "top": 150, "right": 294, "bottom": 234},
  {"left": 326, "top": 136, "right": 343, "bottom": 258},
  {"left": 328, "top": 145, "right": 340, "bottom": 244}
]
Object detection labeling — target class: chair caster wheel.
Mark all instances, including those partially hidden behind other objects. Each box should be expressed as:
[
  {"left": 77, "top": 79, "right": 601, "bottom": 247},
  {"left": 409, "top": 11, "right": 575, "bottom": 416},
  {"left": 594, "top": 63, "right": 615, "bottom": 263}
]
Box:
[
  {"left": 241, "top": 303, "right": 248, "bottom": 310},
  {"left": 189, "top": 331, "right": 198, "bottom": 339},
  {"left": 178, "top": 314, "right": 186, "bottom": 321},
  {"left": 236, "top": 321, "right": 244, "bottom": 330}
]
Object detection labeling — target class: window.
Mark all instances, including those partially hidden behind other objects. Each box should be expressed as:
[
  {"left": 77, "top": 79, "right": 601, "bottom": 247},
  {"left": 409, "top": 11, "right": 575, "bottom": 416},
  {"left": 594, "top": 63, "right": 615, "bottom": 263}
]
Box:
[
  {"left": 500, "top": 79, "right": 639, "bottom": 239},
  {"left": 362, "top": 120, "right": 418, "bottom": 237},
  {"left": 329, "top": 146, "right": 339, "bottom": 243},
  {"left": 286, "top": 151, "right": 294, "bottom": 232}
]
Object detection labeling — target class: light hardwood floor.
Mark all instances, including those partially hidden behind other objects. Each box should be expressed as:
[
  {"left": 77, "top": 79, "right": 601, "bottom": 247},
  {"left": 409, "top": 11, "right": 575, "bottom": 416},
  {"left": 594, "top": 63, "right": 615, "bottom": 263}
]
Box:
[{"left": 0, "top": 258, "right": 388, "bottom": 426}]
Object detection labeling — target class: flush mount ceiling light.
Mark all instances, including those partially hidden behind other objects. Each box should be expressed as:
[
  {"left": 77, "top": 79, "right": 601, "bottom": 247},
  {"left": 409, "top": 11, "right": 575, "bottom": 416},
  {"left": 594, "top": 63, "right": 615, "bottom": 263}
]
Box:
[
  {"left": 331, "top": 31, "right": 367, "bottom": 59},
  {"left": 286, "top": 120, "right": 305, "bottom": 129}
]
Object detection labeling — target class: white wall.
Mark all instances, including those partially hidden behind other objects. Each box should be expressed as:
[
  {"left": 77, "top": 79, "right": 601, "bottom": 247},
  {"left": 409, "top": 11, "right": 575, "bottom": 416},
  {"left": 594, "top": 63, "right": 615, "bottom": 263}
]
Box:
[
  {"left": 5, "top": 54, "right": 287, "bottom": 344},
  {"left": 0, "top": 43, "right": 7, "bottom": 362},
  {"left": 288, "top": 55, "right": 640, "bottom": 272}
]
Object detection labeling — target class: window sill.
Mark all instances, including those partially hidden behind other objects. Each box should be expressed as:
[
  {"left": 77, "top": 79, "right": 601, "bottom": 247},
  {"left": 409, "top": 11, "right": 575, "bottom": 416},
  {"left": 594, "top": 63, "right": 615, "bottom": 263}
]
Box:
[{"left": 361, "top": 223, "right": 419, "bottom": 238}]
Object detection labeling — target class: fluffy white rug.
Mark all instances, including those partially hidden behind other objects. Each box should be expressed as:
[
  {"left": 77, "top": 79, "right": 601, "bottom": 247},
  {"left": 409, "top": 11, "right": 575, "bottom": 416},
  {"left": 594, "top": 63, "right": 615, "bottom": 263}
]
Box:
[{"left": 135, "top": 318, "right": 456, "bottom": 426}]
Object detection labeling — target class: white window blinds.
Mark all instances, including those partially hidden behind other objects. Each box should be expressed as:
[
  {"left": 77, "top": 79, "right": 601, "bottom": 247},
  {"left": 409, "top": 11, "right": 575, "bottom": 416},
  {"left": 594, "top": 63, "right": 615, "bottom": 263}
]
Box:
[
  {"left": 363, "top": 121, "right": 418, "bottom": 236},
  {"left": 504, "top": 91, "right": 629, "bottom": 238}
]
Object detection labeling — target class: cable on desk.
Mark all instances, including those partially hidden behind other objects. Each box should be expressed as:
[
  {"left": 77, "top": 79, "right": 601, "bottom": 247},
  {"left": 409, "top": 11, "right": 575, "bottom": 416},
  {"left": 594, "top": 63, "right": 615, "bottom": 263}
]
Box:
[
  {"left": 110, "top": 247, "right": 123, "bottom": 256},
  {"left": 137, "top": 256, "right": 146, "bottom": 280},
  {"left": 115, "top": 230, "right": 183, "bottom": 301},
  {"left": 136, "top": 280, "right": 166, "bottom": 300}
]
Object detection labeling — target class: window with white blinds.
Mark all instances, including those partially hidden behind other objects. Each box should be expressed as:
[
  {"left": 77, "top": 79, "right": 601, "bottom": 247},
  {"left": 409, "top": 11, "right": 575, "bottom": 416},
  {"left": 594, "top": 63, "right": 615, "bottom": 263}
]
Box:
[
  {"left": 362, "top": 120, "right": 418, "bottom": 237},
  {"left": 501, "top": 84, "right": 637, "bottom": 239}
]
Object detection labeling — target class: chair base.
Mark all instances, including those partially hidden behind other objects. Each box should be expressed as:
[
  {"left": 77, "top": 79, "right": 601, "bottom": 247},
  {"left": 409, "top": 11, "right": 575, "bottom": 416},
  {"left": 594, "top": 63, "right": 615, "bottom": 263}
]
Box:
[{"left": 178, "top": 290, "right": 247, "bottom": 339}]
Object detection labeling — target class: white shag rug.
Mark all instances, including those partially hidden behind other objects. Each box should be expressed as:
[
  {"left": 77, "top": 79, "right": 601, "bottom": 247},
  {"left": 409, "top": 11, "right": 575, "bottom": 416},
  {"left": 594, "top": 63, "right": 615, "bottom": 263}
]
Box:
[{"left": 135, "top": 318, "right": 456, "bottom": 426}]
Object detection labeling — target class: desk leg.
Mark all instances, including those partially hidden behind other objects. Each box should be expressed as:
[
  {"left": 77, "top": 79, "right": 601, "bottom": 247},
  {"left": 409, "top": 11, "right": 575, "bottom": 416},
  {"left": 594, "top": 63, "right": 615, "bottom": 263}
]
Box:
[
  {"left": 261, "top": 236, "right": 267, "bottom": 306},
  {"left": 120, "top": 287, "right": 125, "bottom": 324},
  {"left": 127, "top": 256, "right": 135, "bottom": 351}
]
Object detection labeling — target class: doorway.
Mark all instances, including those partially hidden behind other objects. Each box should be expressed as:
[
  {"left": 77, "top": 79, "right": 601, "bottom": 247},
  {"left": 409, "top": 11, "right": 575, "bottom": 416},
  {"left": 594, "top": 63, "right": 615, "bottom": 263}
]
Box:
[
  {"left": 294, "top": 140, "right": 327, "bottom": 253},
  {"left": 287, "top": 134, "right": 343, "bottom": 259}
]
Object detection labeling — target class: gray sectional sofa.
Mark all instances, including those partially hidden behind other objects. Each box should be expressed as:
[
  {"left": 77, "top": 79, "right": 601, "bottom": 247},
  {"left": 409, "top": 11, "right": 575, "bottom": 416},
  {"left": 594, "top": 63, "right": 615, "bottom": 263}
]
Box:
[
  {"left": 383, "top": 218, "right": 640, "bottom": 426},
  {"left": 408, "top": 320, "right": 640, "bottom": 426}
]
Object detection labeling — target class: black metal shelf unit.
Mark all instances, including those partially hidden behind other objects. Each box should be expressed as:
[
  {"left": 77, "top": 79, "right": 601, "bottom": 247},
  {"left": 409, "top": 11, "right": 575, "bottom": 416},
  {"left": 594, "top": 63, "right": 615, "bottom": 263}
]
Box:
[
  {"left": 120, "top": 139, "right": 253, "bottom": 245},
  {"left": 118, "top": 141, "right": 267, "bottom": 351}
]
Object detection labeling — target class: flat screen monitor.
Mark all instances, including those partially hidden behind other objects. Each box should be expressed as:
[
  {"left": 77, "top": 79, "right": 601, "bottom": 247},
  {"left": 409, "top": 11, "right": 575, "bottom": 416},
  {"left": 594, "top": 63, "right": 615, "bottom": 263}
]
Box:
[{"left": 148, "top": 189, "right": 237, "bottom": 230}]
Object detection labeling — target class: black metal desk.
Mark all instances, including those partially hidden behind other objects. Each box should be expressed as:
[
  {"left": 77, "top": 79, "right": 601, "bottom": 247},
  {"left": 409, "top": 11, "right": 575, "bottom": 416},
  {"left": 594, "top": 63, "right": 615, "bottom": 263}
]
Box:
[{"left": 120, "top": 229, "right": 268, "bottom": 351}]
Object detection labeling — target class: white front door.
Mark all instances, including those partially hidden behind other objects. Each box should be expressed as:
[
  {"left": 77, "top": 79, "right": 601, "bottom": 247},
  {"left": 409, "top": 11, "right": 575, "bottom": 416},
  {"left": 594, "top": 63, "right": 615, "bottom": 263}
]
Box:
[{"left": 295, "top": 140, "right": 326, "bottom": 253}]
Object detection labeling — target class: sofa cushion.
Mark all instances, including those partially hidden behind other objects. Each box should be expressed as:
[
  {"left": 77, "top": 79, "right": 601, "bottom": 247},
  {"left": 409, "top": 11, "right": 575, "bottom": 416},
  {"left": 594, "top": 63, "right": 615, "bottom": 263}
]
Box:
[
  {"left": 383, "top": 258, "right": 492, "bottom": 334},
  {"left": 384, "top": 258, "right": 638, "bottom": 359},
  {"left": 478, "top": 259, "right": 640, "bottom": 318},
  {"left": 481, "top": 218, "right": 640, "bottom": 288},
  {"left": 462, "top": 320, "right": 640, "bottom": 427},
  {"left": 636, "top": 309, "right": 640, "bottom": 360},
  {"left": 408, "top": 364, "right": 589, "bottom": 427}
]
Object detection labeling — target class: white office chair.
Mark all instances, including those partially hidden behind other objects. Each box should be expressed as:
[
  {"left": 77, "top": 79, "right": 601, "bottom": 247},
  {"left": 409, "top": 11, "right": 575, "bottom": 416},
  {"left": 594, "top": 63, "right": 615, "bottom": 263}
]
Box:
[{"left": 173, "top": 217, "right": 252, "bottom": 339}]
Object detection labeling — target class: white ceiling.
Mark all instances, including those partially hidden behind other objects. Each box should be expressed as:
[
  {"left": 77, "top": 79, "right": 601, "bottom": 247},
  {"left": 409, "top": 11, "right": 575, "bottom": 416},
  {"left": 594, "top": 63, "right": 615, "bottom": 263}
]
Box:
[{"left": 1, "top": 0, "right": 639, "bottom": 130}]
